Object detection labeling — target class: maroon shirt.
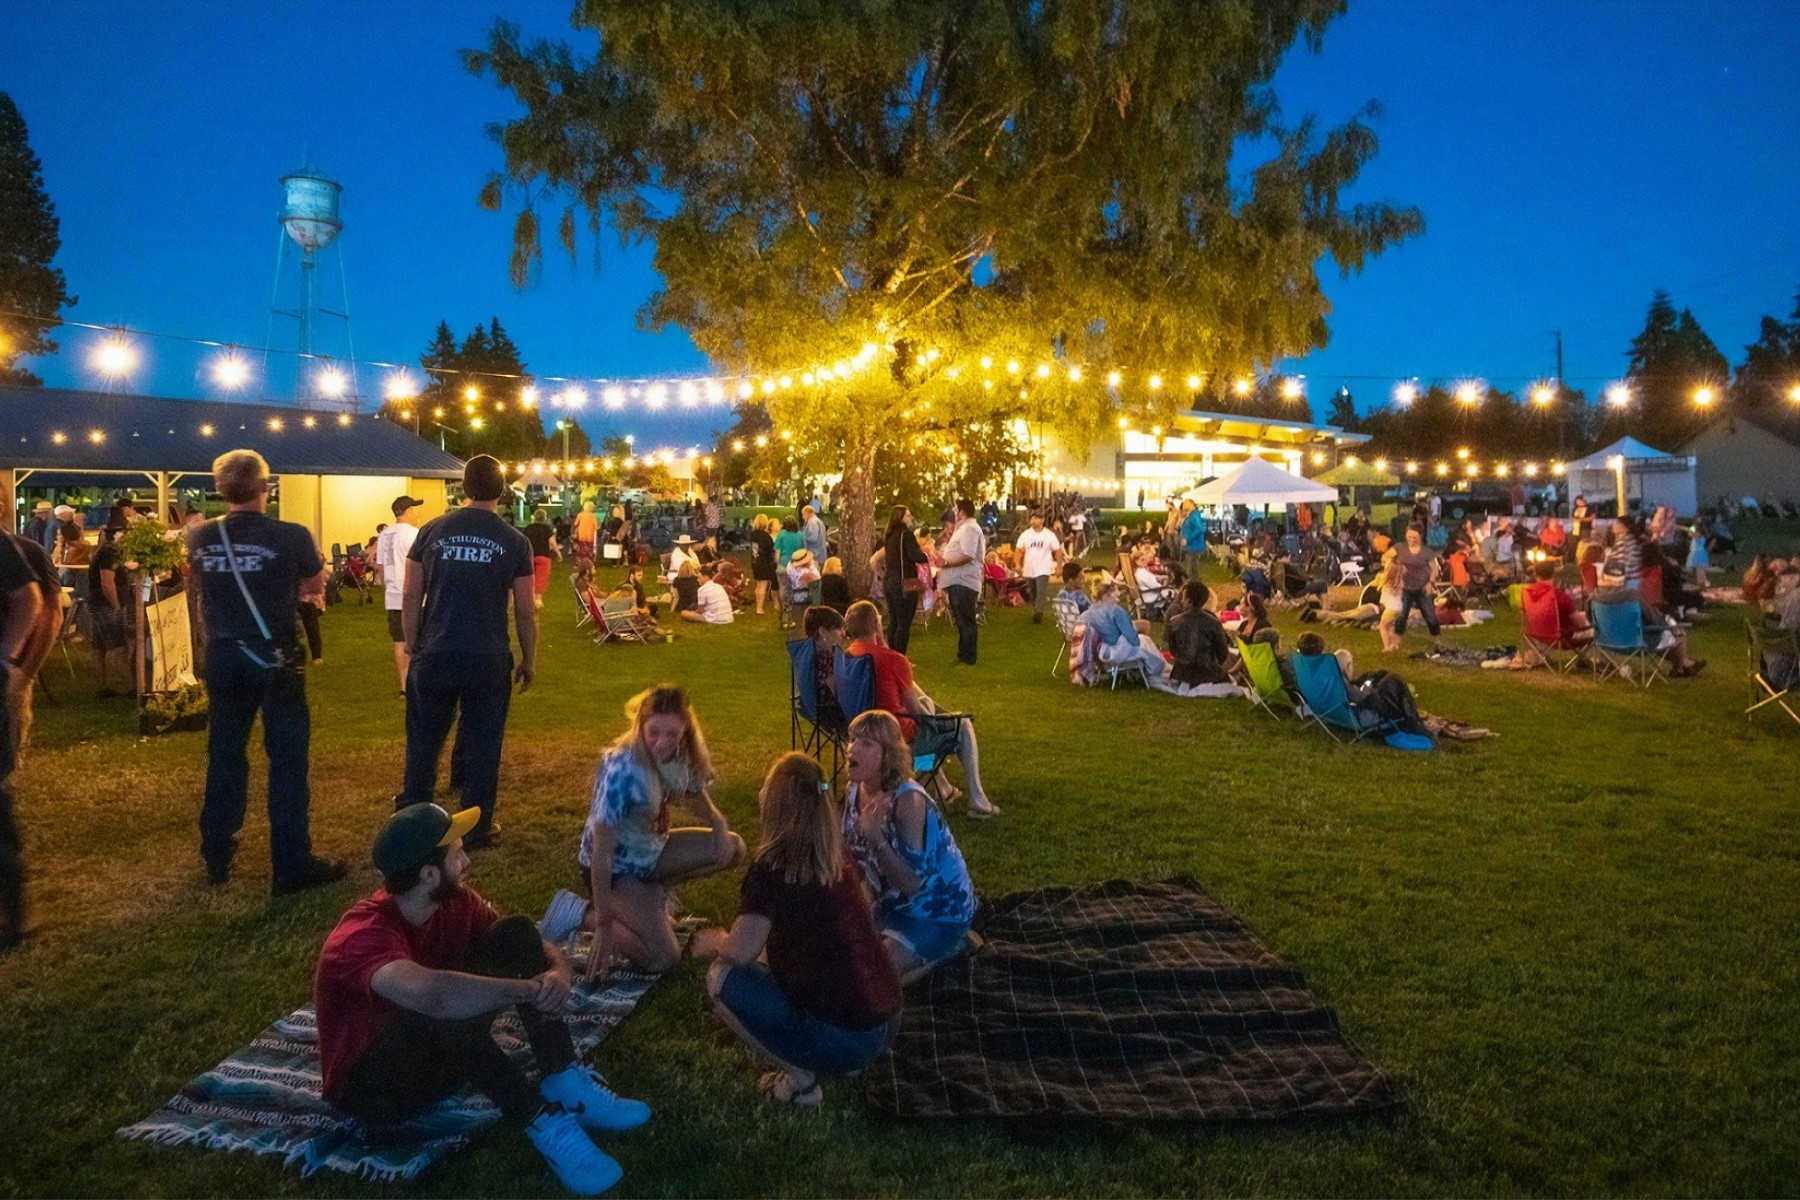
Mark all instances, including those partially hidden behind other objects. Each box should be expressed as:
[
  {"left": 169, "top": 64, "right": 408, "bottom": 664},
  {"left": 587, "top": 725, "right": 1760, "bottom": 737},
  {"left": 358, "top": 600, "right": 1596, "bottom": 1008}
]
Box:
[
  {"left": 313, "top": 887, "right": 498, "bottom": 1103},
  {"left": 738, "top": 859, "right": 902, "bottom": 1031}
]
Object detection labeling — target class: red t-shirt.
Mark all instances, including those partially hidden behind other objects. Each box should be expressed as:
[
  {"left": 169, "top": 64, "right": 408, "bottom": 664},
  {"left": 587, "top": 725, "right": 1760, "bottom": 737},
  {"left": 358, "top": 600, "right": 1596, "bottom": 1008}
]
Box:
[
  {"left": 313, "top": 887, "right": 499, "bottom": 1103},
  {"left": 848, "top": 639, "right": 916, "bottom": 739},
  {"left": 738, "top": 859, "right": 902, "bottom": 1031}
]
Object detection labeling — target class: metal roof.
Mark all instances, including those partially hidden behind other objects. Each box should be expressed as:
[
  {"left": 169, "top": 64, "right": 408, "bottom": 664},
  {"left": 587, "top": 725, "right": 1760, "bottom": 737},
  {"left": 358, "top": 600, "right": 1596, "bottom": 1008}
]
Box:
[{"left": 0, "top": 386, "right": 465, "bottom": 479}]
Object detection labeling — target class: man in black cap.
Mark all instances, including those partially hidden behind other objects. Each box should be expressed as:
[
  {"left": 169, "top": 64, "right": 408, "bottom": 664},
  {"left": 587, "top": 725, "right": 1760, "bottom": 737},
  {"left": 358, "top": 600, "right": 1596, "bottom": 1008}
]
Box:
[
  {"left": 314, "top": 803, "right": 647, "bottom": 1195},
  {"left": 400, "top": 455, "right": 535, "bottom": 846},
  {"left": 375, "top": 494, "right": 425, "bottom": 693},
  {"left": 188, "top": 449, "right": 345, "bottom": 894}
]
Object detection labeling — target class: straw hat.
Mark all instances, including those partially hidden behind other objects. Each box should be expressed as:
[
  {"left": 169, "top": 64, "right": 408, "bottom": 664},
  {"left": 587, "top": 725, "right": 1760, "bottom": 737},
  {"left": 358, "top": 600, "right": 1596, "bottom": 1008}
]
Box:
[{"left": 789, "top": 549, "right": 815, "bottom": 568}]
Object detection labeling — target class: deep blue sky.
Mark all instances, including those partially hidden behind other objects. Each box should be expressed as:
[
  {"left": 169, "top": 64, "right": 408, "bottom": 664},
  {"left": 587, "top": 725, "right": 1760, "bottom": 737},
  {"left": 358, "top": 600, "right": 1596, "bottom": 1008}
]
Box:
[{"left": 5, "top": 0, "right": 1798, "bottom": 445}]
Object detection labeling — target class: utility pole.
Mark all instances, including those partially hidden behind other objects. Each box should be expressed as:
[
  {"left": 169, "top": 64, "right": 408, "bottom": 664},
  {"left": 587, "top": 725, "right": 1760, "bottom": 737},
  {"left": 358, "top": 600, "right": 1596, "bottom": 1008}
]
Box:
[{"left": 1552, "top": 329, "right": 1568, "bottom": 460}]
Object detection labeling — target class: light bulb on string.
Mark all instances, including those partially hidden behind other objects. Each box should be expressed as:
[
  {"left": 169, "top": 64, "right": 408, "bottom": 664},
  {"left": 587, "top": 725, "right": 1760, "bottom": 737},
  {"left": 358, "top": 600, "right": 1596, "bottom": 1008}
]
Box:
[
  {"left": 211, "top": 350, "right": 251, "bottom": 390},
  {"left": 91, "top": 332, "right": 139, "bottom": 379},
  {"left": 384, "top": 371, "right": 417, "bottom": 401},
  {"left": 316, "top": 367, "right": 348, "bottom": 399},
  {"left": 1605, "top": 382, "right": 1631, "bottom": 407},
  {"left": 1393, "top": 381, "right": 1417, "bottom": 406}
]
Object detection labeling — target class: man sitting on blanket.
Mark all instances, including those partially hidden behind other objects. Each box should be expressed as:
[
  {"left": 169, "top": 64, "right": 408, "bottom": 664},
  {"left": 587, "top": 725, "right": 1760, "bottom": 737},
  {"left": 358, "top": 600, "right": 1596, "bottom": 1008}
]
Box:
[{"left": 314, "top": 804, "right": 648, "bottom": 1196}]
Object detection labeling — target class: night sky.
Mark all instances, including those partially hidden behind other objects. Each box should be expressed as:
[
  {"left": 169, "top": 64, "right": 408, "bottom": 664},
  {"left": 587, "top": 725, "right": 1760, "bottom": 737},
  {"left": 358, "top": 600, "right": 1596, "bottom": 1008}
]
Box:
[{"left": 4, "top": 0, "right": 1798, "bottom": 447}]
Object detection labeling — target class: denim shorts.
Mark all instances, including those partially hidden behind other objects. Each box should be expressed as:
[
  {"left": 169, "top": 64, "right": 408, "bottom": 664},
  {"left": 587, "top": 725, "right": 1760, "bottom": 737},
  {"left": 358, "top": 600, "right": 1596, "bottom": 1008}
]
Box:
[
  {"left": 715, "top": 963, "right": 898, "bottom": 1076},
  {"left": 878, "top": 906, "right": 969, "bottom": 966}
]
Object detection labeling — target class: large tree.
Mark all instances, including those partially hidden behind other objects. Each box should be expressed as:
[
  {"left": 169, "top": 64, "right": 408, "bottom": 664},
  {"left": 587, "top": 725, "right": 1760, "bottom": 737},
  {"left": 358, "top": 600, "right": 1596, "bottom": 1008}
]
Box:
[
  {"left": 1605, "top": 290, "right": 1728, "bottom": 450},
  {"left": 0, "top": 93, "right": 74, "bottom": 386},
  {"left": 1731, "top": 287, "right": 1800, "bottom": 439},
  {"left": 468, "top": 0, "right": 1421, "bottom": 587}
]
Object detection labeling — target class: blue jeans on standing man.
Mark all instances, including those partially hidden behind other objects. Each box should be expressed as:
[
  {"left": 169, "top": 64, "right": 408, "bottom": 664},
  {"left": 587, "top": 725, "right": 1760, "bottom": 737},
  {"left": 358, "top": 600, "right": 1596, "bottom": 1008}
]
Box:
[
  {"left": 201, "top": 645, "right": 315, "bottom": 880},
  {"left": 945, "top": 583, "right": 979, "bottom": 665},
  {"left": 401, "top": 653, "right": 514, "bottom": 837}
]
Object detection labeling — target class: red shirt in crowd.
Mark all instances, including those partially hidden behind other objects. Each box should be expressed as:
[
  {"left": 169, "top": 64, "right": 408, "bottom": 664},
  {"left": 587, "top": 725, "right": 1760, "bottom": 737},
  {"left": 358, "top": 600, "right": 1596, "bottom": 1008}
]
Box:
[
  {"left": 848, "top": 638, "right": 916, "bottom": 739},
  {"left": 737, "top": 858, "right": 902, "bottom": 1031},
  {"left": 313, "top": 886, "right": 498, "bottom": 1103}
]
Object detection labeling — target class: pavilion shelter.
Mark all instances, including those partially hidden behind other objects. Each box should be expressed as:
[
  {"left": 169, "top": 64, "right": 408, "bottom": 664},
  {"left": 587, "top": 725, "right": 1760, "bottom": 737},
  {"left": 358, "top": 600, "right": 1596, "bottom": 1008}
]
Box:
[
  {"left": 1566, "top": 436, "right": 1697, "bottom": 519},
  {"left": 0, "top": 386, "right": 464, "bottom": 551}
]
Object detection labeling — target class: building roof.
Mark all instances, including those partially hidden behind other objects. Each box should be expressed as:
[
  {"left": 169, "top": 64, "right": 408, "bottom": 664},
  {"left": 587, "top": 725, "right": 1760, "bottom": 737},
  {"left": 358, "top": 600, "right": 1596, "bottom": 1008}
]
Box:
[
  {"left": 1169, "top": 407, "right": 1370, "bottom": 447},
  {"left": 0, "top": 386, "right": 464, "bottom": 480}
]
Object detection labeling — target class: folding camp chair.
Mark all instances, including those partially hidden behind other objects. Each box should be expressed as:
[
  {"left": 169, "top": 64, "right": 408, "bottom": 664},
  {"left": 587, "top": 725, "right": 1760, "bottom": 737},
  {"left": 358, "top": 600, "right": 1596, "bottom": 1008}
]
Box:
[
  {"left": 1338, "top": 559, "right": 1364, "bottom": 587},
  {"left": 788, "top": 637, "right": 848, "bottom": 782},
  {"left": 596, "top": 594, "right": 660, "bottom": 643},
  {"left": 833, "top": 648, "right": 971, "bottom": 795},
  {"left": 1290, "top": 653, "right": 1411, "bottom": 745},
  {"left": 1235, "top": 637, "right": 1293, "bottom": 719},
  {"left": 1637, "top": 564, "right": 1665, "bottom": 612},
  {"left": 1519, "top": 586, "right": 1583, "bottom": 673},
  {"left": 1094, "top": 638, "right": 1150, "bottom": 690},
  {"left": 1050, "top": 595, "right": 1083, "bottom": 676},
  {"left": 1746, "top": 619, "right": 1800, "bottom": 726},
  {"left": 1587, "top": 598, "right": 1672, "bottom": 687},
  {"left": 572, "top": 576, "right": 596, "bottom": 630}
]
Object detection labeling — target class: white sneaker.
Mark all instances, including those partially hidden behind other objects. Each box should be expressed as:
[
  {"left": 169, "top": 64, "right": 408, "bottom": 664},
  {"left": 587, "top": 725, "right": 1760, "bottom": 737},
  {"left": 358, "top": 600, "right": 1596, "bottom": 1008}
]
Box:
[
  {"left": 526, "top": 1104, "right": 622, "bottom": 1195},
  {"left": 539, "top": 890, "right": 590, "bottom": 945}
]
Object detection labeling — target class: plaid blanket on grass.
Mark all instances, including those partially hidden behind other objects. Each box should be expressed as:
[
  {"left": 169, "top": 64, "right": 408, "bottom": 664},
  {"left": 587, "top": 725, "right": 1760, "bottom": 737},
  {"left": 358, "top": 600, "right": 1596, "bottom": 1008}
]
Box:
[
  {"left": 863, "top": 878, "right": 1398, "bottom": 1122},
  {"left": 117, "top": 942, "right": 663, "bottom": 1182}
]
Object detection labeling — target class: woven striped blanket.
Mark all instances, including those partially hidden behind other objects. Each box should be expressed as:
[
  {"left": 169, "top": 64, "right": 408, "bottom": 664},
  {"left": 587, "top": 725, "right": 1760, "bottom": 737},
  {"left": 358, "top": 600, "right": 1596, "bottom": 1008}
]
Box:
[{"left": 117, "top": 946, "right": 661, "bottom": 1182}]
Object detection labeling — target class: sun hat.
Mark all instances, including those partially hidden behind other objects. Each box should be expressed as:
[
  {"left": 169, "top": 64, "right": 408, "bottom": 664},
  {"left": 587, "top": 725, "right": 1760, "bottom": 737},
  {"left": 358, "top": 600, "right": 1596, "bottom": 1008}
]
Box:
[
  {"left": 789, "top": 549, "right": 814, "bottom": 567},
  {"left": 372, "top": 804, "right": 482, "bottom": 876},
  {"left": 673, "top": 534, "right": 696, "bottom": 546}
]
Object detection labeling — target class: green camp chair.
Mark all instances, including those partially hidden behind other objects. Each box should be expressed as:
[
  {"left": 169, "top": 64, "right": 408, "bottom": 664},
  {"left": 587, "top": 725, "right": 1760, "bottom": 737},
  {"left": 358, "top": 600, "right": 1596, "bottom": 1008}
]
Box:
[{"left": 1236, "top": 637, "right": 1293, "bottom": 719}]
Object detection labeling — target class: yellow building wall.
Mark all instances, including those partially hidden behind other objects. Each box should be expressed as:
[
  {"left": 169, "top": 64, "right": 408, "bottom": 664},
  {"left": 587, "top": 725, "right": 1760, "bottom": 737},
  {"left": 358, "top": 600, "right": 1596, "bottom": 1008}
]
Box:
[{"left": 274, "top": 474, "right": 451, "bottom": 555}]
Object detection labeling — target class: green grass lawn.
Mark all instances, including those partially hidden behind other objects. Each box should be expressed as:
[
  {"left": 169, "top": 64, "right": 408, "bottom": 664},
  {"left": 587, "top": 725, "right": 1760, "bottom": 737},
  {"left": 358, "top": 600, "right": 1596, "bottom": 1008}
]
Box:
[{"left": 4, "top": 543, "right": 1800, "bottom": 1197}]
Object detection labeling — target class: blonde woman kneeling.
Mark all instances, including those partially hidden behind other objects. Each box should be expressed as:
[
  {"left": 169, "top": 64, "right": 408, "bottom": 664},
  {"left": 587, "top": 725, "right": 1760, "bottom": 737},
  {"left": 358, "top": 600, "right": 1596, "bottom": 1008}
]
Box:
[
  {"left": 577, "top": 686, "right": 745, "bottom": 977},
  {"left": 694, "top": 754, "right": 902, "bottom": 1108},
  {"left": 842, "top": 711, "right": 976, "bottom": 983}
]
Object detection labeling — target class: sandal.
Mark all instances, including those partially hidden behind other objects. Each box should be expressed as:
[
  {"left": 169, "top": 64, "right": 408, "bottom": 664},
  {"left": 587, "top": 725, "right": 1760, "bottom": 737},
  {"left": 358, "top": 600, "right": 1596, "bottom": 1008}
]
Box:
[{"left": 757, "top": 1071, "right": 823, "bottom": 1109}]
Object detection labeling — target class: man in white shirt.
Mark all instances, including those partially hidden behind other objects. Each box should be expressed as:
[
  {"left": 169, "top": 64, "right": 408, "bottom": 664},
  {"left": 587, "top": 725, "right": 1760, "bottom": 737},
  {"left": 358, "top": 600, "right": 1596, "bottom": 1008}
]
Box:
[
  {"left": 1014, "top": 510, "right": 1064, "bottom": 625},
  {"left": 376, "top": 496, "right": 424, "bottom": 692},
  {"left": 938, "top": 498, "right": 986, "bottom": 665},
  {"left": 680, "top": 564, "right": 735, "bottom": 625}
]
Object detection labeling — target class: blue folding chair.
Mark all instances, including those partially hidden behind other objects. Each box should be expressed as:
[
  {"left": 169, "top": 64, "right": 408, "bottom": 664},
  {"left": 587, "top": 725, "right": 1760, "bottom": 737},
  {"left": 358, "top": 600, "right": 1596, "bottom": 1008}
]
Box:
[
  {"left": 1290, "top": 653, "right": 1429, "bottom": 749},
  {"left": 788, "top": 638, "right": 848, "bottom": 781},
  {"left": 1588, "top": 599, "right": 1670, "bottom": 687}
]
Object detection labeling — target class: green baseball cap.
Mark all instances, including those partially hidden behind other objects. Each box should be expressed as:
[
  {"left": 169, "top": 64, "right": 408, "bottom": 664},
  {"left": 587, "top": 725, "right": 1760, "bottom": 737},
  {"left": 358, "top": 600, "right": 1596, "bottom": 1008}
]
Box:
[{"left": 373, "top": 804, "right": 481, "bottom": 876}]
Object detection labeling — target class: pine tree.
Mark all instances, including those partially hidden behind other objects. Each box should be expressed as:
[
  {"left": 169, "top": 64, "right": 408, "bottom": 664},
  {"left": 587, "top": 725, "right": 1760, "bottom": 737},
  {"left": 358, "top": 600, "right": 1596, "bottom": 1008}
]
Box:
[
  {"left": 1612, "top": 291, "right": 1728, "bottom": 450},
  {"left": 0, "top": 93, "right": 74, "bottom": 386},
  {"left": 1732, "top": 287, "right": 1800, "bottom": 436}
]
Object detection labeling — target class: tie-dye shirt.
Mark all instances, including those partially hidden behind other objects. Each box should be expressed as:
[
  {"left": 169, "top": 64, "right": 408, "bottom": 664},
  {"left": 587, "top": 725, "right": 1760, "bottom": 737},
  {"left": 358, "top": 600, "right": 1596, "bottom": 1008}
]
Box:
[
  {"left": 579, "top": 748, "right": 701, "bottom": 879},
  {"left": 841, "top": 782, "right": 975, "bottom": 928}
]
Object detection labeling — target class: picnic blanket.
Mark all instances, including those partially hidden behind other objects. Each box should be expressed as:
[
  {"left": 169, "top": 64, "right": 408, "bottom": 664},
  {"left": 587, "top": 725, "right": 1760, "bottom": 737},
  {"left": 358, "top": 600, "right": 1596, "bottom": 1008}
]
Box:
[
  {"left": 863, "top": 878, "right": 1397, "bottom": 1122},
  {"left": 118, "top": 935, "right": 664, "bottom": 1182}
]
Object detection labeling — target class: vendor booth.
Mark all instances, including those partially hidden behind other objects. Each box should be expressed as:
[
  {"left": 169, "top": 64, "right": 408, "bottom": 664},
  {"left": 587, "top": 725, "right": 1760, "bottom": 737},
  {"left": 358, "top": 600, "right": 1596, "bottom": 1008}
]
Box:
[{"left": 1566, "top": 437, "right": 1696, "bottom": 518}]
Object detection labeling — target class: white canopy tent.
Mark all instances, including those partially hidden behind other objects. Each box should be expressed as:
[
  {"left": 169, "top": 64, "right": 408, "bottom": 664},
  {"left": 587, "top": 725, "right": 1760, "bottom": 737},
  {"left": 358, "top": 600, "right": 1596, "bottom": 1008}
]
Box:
[
  {"left": 1183, "top": 457, "right": 1339, "bottom": 507},
  {"left": 1566, "top": 437, "right": 1697, "bottom": 517}
]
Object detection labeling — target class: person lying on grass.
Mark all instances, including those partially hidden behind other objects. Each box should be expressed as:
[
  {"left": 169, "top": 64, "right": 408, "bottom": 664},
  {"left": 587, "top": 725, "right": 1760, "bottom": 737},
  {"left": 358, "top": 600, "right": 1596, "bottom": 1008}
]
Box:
[
  {"left": 577, "top": 686, "right": 745, "bottom": 977},
  {"left": 842, "top": 600, "right": 1000, "bottom": 819},
  {"left": 841, "top": 710, "right": 978, "bottom": 984},
  {"left": 691, "top": 753, "right": 903, "bottom": 1110},
  {"left": 314, "top": 803, "right": 647, "bottom": 1196}
]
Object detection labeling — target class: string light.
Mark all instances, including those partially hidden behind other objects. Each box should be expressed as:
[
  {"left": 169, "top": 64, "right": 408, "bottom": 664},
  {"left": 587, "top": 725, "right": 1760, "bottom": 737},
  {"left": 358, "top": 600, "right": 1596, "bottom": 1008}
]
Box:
[
  {"left": 1280, "top": 377, "right": 1304, "bottom": 400},
  {"left": 384, "top": 371, "right": 417, "bottom": 400},
  {"left": 92, "top": 333, "right": 138, "bottom": 378},
  {"left": 1531, "top": 382, "right": 1556, "bottom": 406},
  {"left": 1605, "top": 382, "right": 1631, "bottom": 407},
  {"left": 1693, "top": 385, "right": 1715, "bottom": 406},
  {"left": 211, "top": 351, "right": 250, "bottom": 390},
  {"left": 316, "top": 366, "right": 348, "bottom": 398},
  {"left": 1455, "top": 381, "right": 1481, "bottom": 406},
  {"left": 1393, "top": 381, "right": 1417, "bottom": 405}
]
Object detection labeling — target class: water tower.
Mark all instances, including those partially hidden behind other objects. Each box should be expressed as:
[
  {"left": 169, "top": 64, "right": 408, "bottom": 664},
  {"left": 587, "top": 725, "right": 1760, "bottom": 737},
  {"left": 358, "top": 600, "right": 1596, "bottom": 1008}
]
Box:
[{"left": 271, "top": 161, "right": 357, "bottom": 408}]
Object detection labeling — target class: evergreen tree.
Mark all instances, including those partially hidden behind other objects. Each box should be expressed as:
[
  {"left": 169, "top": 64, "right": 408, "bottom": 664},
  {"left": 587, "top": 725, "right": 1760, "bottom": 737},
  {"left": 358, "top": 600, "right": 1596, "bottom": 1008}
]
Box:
[
  {"left": 1732, "top": 287, "right": 1800, "bottom": 436},
  {"left": 468, "top": 1, "right": 1421, "bottom": 589},
  {"left": 0, "top": 93, "right": 74, "bottom": 386},
  {"left": 1326, "top": 387, "right": 1361, "bottom": 431},
  {"left": 1609, "top": 291, "right": 1728, "bottom": 450}
]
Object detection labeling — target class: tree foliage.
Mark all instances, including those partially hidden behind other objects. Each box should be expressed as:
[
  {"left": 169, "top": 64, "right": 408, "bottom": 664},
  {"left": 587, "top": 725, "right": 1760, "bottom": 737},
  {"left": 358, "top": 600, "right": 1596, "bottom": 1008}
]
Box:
[
  {"left": 0, "top": 93, "right": 74, "bottom": 386},
  {"left": 468, "top": 0, "right": 1420, "bottom": 586},
  {"left": 1731, "top": 287, "right": 1800, "bottom": 440},
  {"left": 1600, "top": 289, "right": 1729, "bottom": 451},
  {"left": 377, "top": 317, "right": 593, "bottom": 461}
]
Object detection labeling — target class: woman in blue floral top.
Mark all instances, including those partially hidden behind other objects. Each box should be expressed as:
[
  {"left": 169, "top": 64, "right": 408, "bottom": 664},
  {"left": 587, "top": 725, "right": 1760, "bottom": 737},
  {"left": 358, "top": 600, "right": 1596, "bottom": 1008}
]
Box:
[
  {"left": 841, "top": 711, "right": 976, "bottom": 983},
  {"left": 578, "top": 686, "right": 745, "bottom": 978}
]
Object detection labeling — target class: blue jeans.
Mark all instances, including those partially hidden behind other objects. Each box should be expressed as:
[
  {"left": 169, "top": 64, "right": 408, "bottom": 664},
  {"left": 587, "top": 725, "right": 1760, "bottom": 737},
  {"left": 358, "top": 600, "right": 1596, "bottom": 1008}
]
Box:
[
  {"left": 402, "top": 654, "right": 513, "bottom": 836},
  {"left": 1393, "top": 586, "right": 1439, "bottom": 637},
  {"left": 716, "top": 962, "right": 898, "bottom": 1076},
  {"left": 945, "top": 584, "right": 979, "bottom": 665},
  {"left": 201, "top": 646, "right": 314, "bottom": 879}
]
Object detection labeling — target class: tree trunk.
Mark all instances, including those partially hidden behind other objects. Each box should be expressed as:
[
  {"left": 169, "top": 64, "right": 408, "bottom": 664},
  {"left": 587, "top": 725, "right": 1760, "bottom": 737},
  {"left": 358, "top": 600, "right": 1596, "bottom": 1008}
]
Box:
[{"left": 839, "top": 425, "right": 882, "bottom": 598}]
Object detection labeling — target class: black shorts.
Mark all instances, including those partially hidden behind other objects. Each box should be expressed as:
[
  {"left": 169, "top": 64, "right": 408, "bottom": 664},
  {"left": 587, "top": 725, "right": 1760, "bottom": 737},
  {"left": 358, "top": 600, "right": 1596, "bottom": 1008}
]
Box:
[{"left": 386, "top": 609, "right": 405, "bottom": 643}]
